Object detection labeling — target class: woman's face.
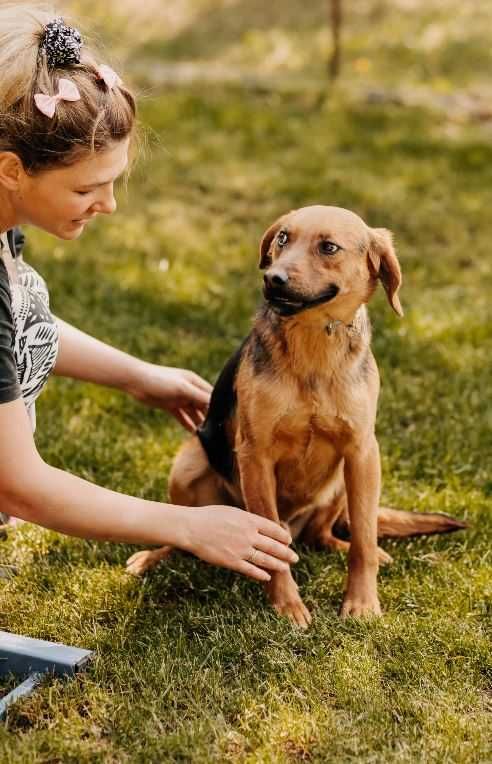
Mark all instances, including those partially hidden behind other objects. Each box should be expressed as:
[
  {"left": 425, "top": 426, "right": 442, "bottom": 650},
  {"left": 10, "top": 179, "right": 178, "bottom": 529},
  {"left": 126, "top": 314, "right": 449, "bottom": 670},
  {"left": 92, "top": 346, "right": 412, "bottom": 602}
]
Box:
[{"left": 15, "top": 137, "right": 130, "bottom": 240}]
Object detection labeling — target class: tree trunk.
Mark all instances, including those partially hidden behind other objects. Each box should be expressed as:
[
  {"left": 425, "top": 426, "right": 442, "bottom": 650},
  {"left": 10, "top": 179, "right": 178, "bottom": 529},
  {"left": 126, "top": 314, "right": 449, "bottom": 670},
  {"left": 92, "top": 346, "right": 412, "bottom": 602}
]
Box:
[{"left": 329, "top": 0, "right": 343, "bottom": 80}]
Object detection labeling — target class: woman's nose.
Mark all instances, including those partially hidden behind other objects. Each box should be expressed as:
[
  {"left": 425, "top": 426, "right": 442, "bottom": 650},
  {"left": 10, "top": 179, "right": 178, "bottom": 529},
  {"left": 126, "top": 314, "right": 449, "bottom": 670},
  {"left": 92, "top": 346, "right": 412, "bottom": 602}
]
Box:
[{"left": 93, "top": 186, "right": 117, "bottom": 215}]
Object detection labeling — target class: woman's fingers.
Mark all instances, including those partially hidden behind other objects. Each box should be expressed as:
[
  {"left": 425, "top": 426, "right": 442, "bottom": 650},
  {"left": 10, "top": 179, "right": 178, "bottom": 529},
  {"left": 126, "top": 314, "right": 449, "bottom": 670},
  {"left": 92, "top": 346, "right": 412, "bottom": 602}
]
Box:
[
  {"left": 184, "top": 380, "right": 211, "bottom": 408},
  {"left": 187, "top": 406, "right": 205, "bottom": 427},
  {"left": 177, "top": 408, "right": 197, "bottom": 433},
  {"left": 235, "top": 560, "right": 271, "bottom": 582},
  {"left": 255, "top": 517, "right": 292, "bottom": 546},
  {"left": 248, "top": 550, "right": 291, "bottom": 573},
  {"left": 176, "top": 406, "right": 206, "bottom": 432},
  {"left": 186, "top": 370, "right": 213, "bottom": 394},
  {"left": 185, "top": 506, "right": 298, "bottom": 582},
  {"left": 254, "top": 535, "right": 299, "bottom": 565}
]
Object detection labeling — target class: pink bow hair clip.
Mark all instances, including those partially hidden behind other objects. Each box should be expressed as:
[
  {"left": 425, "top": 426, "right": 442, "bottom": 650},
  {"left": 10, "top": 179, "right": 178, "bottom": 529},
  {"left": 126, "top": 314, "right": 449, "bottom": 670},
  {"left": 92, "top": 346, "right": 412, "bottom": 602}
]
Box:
[
  {"left": 34, "top": 78, "right": 81, "bottom": 118},
  {"left": 96, "top": 64, "right": 122, "bottom": 90}
]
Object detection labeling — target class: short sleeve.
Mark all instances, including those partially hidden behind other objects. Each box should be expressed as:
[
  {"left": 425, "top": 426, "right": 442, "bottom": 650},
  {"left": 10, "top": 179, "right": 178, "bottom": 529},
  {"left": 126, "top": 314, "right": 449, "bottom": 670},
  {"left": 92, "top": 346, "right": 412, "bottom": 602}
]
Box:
[
  {"left": 0, "top": 258, "right": 21, "bottom": 404},
  {"left": 8, "top": 227, "right": 26, "bottom": 258}
]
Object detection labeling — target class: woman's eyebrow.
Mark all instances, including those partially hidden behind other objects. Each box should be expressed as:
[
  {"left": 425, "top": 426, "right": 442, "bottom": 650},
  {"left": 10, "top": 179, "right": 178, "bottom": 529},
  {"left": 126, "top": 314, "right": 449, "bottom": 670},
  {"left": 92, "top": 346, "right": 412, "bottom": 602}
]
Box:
[{"left": 81, "top": 180, "right": 107, "bottom": 189}]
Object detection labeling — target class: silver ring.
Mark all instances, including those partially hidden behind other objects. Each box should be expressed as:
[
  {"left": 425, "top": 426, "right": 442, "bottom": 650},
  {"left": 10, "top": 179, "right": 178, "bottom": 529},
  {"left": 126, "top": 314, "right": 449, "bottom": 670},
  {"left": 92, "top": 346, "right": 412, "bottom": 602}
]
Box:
[{"left": 246, "top": 549, "right": 259, "bottom": 565}]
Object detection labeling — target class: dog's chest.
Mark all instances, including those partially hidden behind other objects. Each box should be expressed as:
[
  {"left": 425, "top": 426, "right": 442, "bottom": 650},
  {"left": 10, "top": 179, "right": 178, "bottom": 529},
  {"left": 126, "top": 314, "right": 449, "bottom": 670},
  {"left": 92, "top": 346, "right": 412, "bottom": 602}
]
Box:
[
  {"left": 272, "top": 376, "right": 360, "bottom": 448},
  {"left": 267, "top": 384, "right": 358, "bottom": 509},
  {"left": 271, "top": 408, "right": 344, "bottom": 510}
]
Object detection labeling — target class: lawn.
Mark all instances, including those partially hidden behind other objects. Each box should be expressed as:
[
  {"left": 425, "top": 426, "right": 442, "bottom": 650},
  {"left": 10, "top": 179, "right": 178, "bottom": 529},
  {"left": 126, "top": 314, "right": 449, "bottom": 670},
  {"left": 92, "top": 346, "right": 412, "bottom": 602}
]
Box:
[{"left": 0, "top": 1, "right": 491, "bottom": 761}]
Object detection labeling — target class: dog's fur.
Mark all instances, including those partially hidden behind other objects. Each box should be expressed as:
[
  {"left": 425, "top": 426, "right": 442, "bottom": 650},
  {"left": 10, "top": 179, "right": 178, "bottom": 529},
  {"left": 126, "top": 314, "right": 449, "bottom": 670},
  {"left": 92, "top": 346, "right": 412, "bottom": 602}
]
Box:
[{"left": 126, "top": 206, "right": 466, "bottom": 626}]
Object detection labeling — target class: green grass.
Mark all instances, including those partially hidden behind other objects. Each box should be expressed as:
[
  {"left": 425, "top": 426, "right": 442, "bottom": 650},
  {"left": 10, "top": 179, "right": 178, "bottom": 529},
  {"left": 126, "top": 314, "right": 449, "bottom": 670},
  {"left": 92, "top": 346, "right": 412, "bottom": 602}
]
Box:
[{"left": 0, "top": 1, "right": 491, "bottom": 761}]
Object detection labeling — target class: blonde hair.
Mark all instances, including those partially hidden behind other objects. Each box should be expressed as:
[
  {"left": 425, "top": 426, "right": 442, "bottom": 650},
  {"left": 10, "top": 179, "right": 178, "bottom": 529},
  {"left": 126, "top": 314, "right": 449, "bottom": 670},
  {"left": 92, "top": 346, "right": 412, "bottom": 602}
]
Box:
[{"left": 0, "top": 2, "right": 136, "bottom": 173}]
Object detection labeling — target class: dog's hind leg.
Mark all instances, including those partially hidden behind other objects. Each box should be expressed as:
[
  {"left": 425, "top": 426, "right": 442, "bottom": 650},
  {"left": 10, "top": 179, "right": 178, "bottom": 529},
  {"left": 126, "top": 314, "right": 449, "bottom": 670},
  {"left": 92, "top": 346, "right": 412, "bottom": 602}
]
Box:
[
  {"left": 301, "top": 485, "right": 393, "bottom": 565},
  {"left": 168, "top": 437, "right": 234, "bottom": 507},
  {"left": 126, "top": 437, "right": 231, "bottom": 576},
  {"left": 305, "top": 499, "right": 467, "bottom": 566},
  {"left": 300, "top": 492, "right": 350, "bottom": 553}
]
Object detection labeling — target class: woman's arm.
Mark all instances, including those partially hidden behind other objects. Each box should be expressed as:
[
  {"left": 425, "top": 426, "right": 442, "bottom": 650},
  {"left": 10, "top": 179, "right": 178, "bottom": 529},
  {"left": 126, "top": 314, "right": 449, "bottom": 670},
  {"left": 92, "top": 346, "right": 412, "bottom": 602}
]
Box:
[
  {"left": 53, "top": 318, "right": 212, "bottom": 431},
  {"left": 53, "top": 318, "right": 147, "bottom": 391},
  {"left": 0, "top": 399, "right": 297, "bottom": 581}
]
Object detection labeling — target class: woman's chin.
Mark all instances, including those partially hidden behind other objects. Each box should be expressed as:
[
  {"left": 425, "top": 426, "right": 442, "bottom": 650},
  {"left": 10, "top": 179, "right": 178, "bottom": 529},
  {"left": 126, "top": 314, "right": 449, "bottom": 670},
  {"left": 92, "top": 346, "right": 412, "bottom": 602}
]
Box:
[{"left": 59, "top": 220, "right": 86, "bottom": 239}]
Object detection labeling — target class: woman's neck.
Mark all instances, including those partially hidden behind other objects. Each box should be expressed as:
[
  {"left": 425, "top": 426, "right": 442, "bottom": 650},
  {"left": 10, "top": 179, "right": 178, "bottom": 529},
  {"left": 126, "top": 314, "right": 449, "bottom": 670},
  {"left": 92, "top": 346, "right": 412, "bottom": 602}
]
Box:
[{"left": 0, "top": 188, "right": 19, "bottom": 235}]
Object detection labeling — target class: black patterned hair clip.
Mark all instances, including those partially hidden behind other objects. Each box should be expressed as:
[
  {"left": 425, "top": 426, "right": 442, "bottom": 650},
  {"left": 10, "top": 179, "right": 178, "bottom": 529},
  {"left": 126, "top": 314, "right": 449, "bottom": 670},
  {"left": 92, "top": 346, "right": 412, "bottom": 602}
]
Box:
[{"left": 39, "top": 17, "right": 83, "bottom": 69}]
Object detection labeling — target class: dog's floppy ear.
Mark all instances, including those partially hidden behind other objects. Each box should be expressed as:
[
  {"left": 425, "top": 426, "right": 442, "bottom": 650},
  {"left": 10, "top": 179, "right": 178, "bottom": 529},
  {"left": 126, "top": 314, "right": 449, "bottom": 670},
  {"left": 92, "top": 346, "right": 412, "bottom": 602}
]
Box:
[
  {"left": 367, "top": 228, "right": 403, "bottom": 316},
  {"left": 259, "top": 215, "right": 287, "bottom": 269}
]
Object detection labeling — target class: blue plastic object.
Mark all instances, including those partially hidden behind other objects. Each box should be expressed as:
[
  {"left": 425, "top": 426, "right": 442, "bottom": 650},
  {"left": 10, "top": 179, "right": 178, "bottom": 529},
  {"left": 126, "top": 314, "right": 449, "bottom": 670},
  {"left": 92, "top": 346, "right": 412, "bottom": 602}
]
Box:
[{"left": 0, "top": 630, "right": 93, "bottom": 718}]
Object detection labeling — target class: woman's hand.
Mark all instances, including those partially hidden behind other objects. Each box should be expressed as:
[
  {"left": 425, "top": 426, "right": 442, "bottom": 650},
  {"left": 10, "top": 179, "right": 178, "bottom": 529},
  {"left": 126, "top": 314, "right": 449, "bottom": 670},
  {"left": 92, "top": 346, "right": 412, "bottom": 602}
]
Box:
[
  {"left": 129, "top": 361, "right": 212, "bottom": 432},
  {"left": 182, "top": 505, "right": 298, "bottom": 582},
  {"left": 54, "top": 320, "right": 212, "bottom": 431}
]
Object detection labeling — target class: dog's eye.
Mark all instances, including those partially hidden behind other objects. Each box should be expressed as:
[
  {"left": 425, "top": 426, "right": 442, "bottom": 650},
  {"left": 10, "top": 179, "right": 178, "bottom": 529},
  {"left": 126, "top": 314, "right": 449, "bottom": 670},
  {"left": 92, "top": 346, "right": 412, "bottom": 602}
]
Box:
[
  {"left": 277, "top": 231, "right": 289, "bottom": 247},
  {"left": 319, "top": 240, "right": 340, "bottom": 256}
]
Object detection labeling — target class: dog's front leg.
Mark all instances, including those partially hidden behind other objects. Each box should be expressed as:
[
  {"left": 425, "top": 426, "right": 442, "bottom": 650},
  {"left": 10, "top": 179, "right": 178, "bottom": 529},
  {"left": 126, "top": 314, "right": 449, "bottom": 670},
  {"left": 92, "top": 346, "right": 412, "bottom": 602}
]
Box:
[
  {"left": 237, "top": 444, "right": 312, "bottom": 629},
  {"left": 341, "top": 436, "right": 382, "bottom": 618}
]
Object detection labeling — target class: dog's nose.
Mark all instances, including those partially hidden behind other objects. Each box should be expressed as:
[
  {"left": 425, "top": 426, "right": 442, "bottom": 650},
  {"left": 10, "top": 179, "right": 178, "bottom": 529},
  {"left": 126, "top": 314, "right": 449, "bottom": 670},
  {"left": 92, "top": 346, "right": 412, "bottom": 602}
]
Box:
[{"left": 264, "top": 269, "right": 289, "bottom": 289}]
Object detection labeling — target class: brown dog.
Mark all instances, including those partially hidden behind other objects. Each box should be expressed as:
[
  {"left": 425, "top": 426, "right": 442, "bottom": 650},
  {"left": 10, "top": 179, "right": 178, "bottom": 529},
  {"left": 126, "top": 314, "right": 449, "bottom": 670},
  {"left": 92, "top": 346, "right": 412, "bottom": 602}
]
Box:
[{"left": 127, "top": 206, "right": 466, "bottom": 626}]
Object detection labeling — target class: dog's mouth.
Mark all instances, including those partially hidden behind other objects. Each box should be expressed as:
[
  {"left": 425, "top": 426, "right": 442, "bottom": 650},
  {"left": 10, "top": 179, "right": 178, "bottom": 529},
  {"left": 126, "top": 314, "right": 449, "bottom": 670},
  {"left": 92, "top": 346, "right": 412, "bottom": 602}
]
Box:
[{"left": 263, "top": 284, "right": 340, "bottom": 316}]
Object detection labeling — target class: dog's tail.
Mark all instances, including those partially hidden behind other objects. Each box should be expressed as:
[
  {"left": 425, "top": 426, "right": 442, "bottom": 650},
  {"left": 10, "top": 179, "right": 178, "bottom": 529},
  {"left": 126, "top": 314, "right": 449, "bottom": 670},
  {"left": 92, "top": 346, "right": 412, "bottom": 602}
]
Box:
[{"left": 376, "top": 506, "right": 468, "bottom": 538}]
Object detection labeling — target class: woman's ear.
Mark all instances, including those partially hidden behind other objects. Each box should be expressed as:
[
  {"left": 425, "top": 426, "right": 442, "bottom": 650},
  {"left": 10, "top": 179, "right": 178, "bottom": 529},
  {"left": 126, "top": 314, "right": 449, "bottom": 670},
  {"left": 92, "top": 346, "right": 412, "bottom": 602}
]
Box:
[
  {"left": 0, "top": 152, "right": 25, "bottom": 192},
  {"left": 259, "top": 213, "right": 292, "bottom": 269},
  {"left": 367, "top": 227, "right": 403, "bottom": 316}
]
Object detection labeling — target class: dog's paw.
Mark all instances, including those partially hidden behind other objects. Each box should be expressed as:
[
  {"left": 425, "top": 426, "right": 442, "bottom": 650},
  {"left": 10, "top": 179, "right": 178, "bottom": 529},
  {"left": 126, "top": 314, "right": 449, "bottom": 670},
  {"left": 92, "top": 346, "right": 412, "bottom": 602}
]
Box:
[
  {"left": 273, "top": 595, "right": 313, "bottom": 629},
  {"left": 377, "top": 547, "right": 393, "bottom": 565},
  {"left": 267, "top": 583, "right": 312, "bottom": 629},
  {"left": 340, "top": 592, "right": 382, "bottom": 619},
  {"left": 125, "top": 546, "right": 172, "bottom": 576},
  {"left": 265, "top": 572, "right": 312, "bottom": 629}
]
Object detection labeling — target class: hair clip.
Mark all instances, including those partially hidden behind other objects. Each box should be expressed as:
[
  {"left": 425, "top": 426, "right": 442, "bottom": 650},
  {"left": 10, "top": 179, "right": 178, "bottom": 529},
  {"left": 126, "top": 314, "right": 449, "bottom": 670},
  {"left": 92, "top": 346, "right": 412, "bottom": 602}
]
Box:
[
  {"left": 96, "top": 64, "right": 122, "bottom": 90},
  {"left": 34, "top": 78, "right": 81, "bottom": 118},
  {"left": 39, "top": 17, "right": 83, "bottom": 69}
]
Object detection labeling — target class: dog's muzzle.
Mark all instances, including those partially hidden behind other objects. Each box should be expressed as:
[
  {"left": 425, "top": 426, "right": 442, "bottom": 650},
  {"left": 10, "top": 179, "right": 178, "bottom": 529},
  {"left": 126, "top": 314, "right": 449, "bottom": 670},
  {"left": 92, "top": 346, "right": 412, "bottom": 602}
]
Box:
[{"left": 263, "top": 283, "right": 340, "bottom": 316}]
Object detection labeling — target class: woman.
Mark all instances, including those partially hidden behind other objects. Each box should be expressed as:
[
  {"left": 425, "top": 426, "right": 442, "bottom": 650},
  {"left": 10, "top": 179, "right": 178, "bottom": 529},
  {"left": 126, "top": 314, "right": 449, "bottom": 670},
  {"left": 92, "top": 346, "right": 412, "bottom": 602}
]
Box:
[{"left": 0, "top": 5, "right": 297, "bottom": 582}]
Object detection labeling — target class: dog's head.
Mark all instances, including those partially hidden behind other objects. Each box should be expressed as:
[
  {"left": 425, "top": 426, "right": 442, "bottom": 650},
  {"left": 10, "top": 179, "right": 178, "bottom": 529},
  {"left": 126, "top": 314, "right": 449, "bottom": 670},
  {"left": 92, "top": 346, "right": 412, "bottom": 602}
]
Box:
[{"left": 259, "top": 206, "right": 403, "bottom": 318}]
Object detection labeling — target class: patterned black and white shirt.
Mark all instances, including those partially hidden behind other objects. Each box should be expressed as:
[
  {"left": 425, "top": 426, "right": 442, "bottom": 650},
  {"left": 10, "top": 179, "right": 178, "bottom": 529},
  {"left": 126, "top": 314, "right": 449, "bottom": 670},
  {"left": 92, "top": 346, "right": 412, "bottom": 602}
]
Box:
[{"left": 0, "top": 229, "right": 59, "bottom": 430}]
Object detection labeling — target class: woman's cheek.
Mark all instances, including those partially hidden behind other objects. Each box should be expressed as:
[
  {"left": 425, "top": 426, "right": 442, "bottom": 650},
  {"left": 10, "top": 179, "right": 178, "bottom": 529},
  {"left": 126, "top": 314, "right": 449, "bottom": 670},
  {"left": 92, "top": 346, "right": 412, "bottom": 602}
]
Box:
[{"left": 69, "top": 195, "right": 91, "bottom": 216}]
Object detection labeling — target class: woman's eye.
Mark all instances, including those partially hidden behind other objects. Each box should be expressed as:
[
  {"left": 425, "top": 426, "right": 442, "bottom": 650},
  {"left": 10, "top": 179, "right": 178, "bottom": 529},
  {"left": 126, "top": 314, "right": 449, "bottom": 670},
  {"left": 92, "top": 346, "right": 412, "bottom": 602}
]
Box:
[
  {"left": 277, "top": 231, "right": 289, "bottom": 247},
  {"left": 319, "top": 240, "right": 340, "bottom": 255}
]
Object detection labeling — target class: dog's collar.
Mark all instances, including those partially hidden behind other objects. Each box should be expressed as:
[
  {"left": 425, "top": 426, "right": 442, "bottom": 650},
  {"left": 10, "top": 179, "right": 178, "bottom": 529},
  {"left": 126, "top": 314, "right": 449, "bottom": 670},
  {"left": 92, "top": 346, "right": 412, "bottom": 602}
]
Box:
[
  {"left": 264, "top": 301, "right": 357, "bottom": 335},
  {"left": 325, "top": 318, "right": 354, "bottom": 335},
  {"left": 326, "top": 309, "right": 368, "bottom": 336},
  {"left": 264, "top": 291, "right": 360, "bottom": 336}
]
